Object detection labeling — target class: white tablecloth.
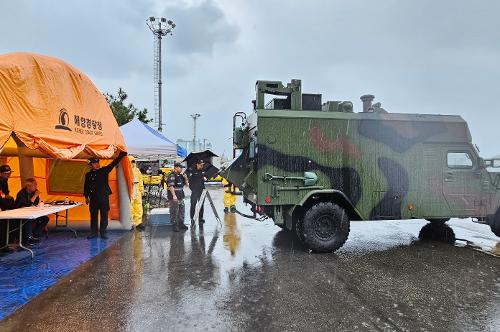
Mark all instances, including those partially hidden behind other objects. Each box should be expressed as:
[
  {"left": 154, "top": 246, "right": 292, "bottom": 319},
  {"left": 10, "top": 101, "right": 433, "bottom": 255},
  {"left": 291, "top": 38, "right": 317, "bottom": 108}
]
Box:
[{"left": 0, "top": 203, "right": 82, "bottom": 220}]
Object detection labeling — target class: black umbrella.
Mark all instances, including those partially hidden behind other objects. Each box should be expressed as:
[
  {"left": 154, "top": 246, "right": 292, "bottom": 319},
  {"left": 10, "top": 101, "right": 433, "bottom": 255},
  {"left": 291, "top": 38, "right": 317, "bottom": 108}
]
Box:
[
  {"left": 183, "top": 150, "right": 218, "bottom": 167},
  {"left": 183, "top": 150, "right": 220, "bottom": 178}
]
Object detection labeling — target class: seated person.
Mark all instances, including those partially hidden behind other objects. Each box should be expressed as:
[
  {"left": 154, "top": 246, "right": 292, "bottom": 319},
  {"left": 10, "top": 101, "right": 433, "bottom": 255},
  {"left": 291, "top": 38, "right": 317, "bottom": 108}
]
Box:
[{"left": 15, "top": 178, "right": 49, "bottom": 245}]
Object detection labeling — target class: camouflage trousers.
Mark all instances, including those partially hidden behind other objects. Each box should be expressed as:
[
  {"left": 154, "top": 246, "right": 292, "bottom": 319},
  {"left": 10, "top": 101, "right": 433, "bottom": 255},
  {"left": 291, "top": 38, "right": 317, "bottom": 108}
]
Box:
[{"left": 170, "top": 199, "right": 185, "bottom": 227}]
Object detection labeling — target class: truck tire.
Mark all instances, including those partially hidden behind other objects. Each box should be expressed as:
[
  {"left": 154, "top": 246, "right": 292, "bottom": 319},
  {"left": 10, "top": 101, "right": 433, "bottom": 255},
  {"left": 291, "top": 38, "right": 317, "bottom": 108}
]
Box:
[
  {"left": 295, "top": 218, "right": 305, "bottom": 243},
  {"left": 302, "top": 202, "right": 350, "bottom": 253},
  {"left": 418, "top": 222, "right": 456, "bottom": 244},
  {"left": 490, "top": 209, "right": 500, "bottom": 237},
  {"left": 425, "top": 218, "right": 450, "bottom": 224}
]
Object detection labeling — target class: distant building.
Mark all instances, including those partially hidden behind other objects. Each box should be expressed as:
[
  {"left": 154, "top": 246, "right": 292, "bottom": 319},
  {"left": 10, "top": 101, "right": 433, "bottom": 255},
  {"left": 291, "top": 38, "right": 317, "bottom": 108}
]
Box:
[{"left": 177, "top": 138, "right": 213, "bottom": 153}]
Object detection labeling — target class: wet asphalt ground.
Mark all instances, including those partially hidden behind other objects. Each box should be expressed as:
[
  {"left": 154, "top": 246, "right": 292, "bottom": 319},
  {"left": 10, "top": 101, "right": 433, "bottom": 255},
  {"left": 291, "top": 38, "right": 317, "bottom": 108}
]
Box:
[{"left": 1, "top": 187, "right": 499, "bottom": 331}]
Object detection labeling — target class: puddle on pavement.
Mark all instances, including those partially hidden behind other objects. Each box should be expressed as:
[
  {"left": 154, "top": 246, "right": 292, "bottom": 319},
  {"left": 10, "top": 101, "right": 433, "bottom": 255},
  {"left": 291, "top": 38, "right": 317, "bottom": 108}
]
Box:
[{"left": 139, "top": 187, "right": 500, "bottom": 302}]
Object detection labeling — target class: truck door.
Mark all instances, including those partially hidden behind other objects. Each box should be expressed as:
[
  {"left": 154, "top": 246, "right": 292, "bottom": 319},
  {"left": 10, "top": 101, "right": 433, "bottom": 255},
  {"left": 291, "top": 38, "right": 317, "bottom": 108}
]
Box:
[
  {"left": 443, "top": 149, "right": 480, "bottom": 216},
  {"left": 422, "top": 145, "right": 447, "bottom": 217}
]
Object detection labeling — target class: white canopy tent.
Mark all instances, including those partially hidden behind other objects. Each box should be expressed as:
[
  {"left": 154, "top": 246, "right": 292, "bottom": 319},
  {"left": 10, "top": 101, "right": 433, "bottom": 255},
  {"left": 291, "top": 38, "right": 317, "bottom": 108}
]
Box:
[{"left": 120, "top": 119, "right": 178, "bottom": 159}]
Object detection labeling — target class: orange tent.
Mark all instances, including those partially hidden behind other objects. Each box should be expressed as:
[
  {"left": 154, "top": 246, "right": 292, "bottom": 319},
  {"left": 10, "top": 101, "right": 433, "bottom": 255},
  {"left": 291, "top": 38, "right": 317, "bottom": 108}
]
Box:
[{"left": 0, "top": 52, "right": 133, "bottom": 225}]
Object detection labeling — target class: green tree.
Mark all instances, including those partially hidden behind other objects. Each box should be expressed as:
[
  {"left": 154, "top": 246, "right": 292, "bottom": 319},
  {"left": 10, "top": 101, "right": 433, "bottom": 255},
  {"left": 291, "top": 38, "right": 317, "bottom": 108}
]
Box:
[{"left": 105, "top": 88, "right": 152, "bottom": 126}]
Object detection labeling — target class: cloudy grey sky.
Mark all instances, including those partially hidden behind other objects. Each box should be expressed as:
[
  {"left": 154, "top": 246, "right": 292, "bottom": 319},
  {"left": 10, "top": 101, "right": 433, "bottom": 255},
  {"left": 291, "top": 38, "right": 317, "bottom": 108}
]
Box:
[{"left": 1, "top": 0, "right": 500, "bottom": 157}]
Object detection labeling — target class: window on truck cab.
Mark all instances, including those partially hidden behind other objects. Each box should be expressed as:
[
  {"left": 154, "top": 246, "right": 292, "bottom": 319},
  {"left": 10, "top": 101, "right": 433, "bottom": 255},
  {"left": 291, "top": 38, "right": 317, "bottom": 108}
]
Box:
[{"left": 447, "top": 152, "right": 474, "bottom": 169}]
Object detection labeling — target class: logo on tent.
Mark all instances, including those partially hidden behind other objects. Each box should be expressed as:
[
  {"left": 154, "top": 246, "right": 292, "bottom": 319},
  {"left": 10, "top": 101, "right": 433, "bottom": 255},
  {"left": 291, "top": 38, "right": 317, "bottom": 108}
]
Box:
[{"left": 55, "top": 108, "right": 72, "bottom": 131}]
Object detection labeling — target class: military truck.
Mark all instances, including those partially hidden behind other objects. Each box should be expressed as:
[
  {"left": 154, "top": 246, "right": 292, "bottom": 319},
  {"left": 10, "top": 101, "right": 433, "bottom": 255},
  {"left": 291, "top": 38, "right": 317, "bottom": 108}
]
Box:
[{"left": 223, "top": 79, "right": 500, "bottom": 252}]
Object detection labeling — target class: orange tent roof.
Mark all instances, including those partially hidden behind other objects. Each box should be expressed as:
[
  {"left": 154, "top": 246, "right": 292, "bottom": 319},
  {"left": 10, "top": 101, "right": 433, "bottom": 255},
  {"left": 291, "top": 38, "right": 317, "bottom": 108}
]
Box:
[{"left": 0, "top": 52, "right": 126, "bottom": 159}]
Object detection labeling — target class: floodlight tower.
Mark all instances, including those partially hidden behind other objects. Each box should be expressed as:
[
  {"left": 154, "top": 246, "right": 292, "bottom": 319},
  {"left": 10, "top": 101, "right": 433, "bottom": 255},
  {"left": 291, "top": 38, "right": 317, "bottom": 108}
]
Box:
[
  {"left": 191, "top": 113, "right": 201, "bottom": 152},
  {"left": 146, "top": 16, "right": 176, "bottom": 132}
]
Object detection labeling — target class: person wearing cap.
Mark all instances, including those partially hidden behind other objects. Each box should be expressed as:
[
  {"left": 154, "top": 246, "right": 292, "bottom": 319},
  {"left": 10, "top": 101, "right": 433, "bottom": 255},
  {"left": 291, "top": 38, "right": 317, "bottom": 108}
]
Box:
[
  {"left": 0, "top": 164, "right": 15, "bottom": 249},
  {"left": 130, "top": 157, "right": 145, "bottom": 231},
  {"left": 0, "top": 165, "right": 14, "bottom": 209},
  {"left": 187, "top": 159, "right": 207, "bottom": 226},
  {"left": 167, "top": 162, "right": 189, "bottom": 232},
  {"left": 84, "top": 151, "right": 127, "bottom": 239}
]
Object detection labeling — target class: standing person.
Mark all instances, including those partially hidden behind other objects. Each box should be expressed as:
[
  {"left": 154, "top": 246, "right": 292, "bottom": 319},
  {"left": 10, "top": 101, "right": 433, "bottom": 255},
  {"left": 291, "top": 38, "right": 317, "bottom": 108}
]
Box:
[
  {"left": 0, "top": 165, "right": 15, "bottom": 249},
  {"left": 130, "top": 157, "right": 145, "bottom": 231},
  {"left": 187, "top": 159, "right": 207, "bottom": 226},
  {"left": 167, "top": 162, "right": 189, "bottom": 232},
  {"left": 84, "top": 151, "right": 127, "bottom": 239},
  {"left": 15, "top": 178, "right": 49, "bottom": 245},
  {"left": 222, "top": 178, "right": 237, "bottom": 213}
]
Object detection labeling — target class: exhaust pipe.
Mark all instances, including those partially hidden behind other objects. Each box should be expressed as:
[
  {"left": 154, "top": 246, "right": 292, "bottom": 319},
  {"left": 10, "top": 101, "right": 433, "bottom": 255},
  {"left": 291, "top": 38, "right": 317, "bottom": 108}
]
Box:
[{"left": 360, "top": 94, "right": 375, "bottom": 113}]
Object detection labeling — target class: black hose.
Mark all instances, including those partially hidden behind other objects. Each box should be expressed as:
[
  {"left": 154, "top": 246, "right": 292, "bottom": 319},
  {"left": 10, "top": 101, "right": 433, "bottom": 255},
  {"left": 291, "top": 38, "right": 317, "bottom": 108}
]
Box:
[{"left": 234, "top": 208, "right": 268, "bottom": 221}]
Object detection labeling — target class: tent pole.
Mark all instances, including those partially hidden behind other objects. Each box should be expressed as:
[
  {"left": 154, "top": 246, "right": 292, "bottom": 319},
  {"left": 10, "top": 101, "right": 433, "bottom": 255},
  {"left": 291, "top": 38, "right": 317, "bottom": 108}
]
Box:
[
  {"left": 17, "top": 147, "right": 35, "bottom": 187},
  {"left": 117, "top": 163, "right": 132, "bottom": 230}
]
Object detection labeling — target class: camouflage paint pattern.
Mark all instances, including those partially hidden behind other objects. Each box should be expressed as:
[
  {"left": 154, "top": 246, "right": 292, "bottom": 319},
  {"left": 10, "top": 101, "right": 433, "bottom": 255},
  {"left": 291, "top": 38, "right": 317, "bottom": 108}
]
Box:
[{"left": 224, "top": 80, "right": 500, "bottom": 226}]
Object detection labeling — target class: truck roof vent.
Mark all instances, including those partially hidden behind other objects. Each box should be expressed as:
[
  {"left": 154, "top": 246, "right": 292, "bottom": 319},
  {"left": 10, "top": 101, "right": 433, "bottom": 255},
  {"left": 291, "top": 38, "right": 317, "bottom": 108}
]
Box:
[{"left": 322, "top": 101, "right": 353, "bottom": 113}]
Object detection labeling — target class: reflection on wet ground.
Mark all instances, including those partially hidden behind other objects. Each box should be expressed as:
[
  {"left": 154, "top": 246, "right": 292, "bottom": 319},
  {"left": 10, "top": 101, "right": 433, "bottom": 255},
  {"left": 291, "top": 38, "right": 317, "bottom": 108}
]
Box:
[
  {"left": 1, "top": 188, "right": 499, "bottom": 331},
  {"left": 0, "top": 231, "right": 126, "bottom": 320}
]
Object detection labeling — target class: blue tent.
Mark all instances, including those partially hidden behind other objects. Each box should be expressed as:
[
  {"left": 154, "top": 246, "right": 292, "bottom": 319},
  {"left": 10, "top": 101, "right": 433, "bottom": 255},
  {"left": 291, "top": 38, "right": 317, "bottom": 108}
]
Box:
[
  {"left": 176, "top": 144, "right": 187, "bottom": 158},
  {"left": 140, "top": 121, "right": 187, "bottom": 157},
  {"left": 120, "top": 119, "right": 185, "bottom": 158}
]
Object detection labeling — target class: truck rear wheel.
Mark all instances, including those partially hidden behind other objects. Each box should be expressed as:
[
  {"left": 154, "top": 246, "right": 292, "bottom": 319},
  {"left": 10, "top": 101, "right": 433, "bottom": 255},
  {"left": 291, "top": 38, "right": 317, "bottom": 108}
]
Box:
[
  {"left": 425, "top": 218, "right": 450, "bottom": 224},
  {"left": 302, "top": 202, "right": 350, "bottom": 253},
  {"left": 418, "top": 222, "right": 456, "bottom": 244},
  {"left": 490, "top": 209, "right": 500, "bottom": 237}
]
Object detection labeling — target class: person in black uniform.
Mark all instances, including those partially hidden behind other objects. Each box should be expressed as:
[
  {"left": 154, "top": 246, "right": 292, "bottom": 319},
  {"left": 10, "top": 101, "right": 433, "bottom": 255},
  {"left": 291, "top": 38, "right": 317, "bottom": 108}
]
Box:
[
  {"left": 0, "top": 165, "right": 15, "bottom": 249},
  {"left": 15, "top": 178, "right": 48, "bottom": 245},
  {"left": 84, "top": 151, "right": 127, "bottom": 239},
  {"left": 187, "top": 159, "right": 207, "bottom": 226},
  {"left": 0, "top": 165, "right": 14, "bottom": 210},
  {"left": 167, "top": 162, "right": 189, "bottom": 232}
]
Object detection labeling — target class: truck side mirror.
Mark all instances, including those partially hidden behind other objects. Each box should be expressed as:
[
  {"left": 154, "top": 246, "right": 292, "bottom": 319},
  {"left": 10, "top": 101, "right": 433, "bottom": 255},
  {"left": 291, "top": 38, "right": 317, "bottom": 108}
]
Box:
[
  {"left": 233, "top": 127, "right": 244, "bottom": 148},
  {"left": 479, "top": 158, "right": 487, "bottom": 168},
  {"left": 249, "top": 140, "right": 257, "bottom": 159}
]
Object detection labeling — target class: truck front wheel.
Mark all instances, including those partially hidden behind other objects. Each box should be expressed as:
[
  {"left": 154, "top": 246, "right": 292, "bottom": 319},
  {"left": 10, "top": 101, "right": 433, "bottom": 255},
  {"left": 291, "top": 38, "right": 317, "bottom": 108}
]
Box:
[{"left": 302, "top": 202, "right": 350, "bottom": 253}]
